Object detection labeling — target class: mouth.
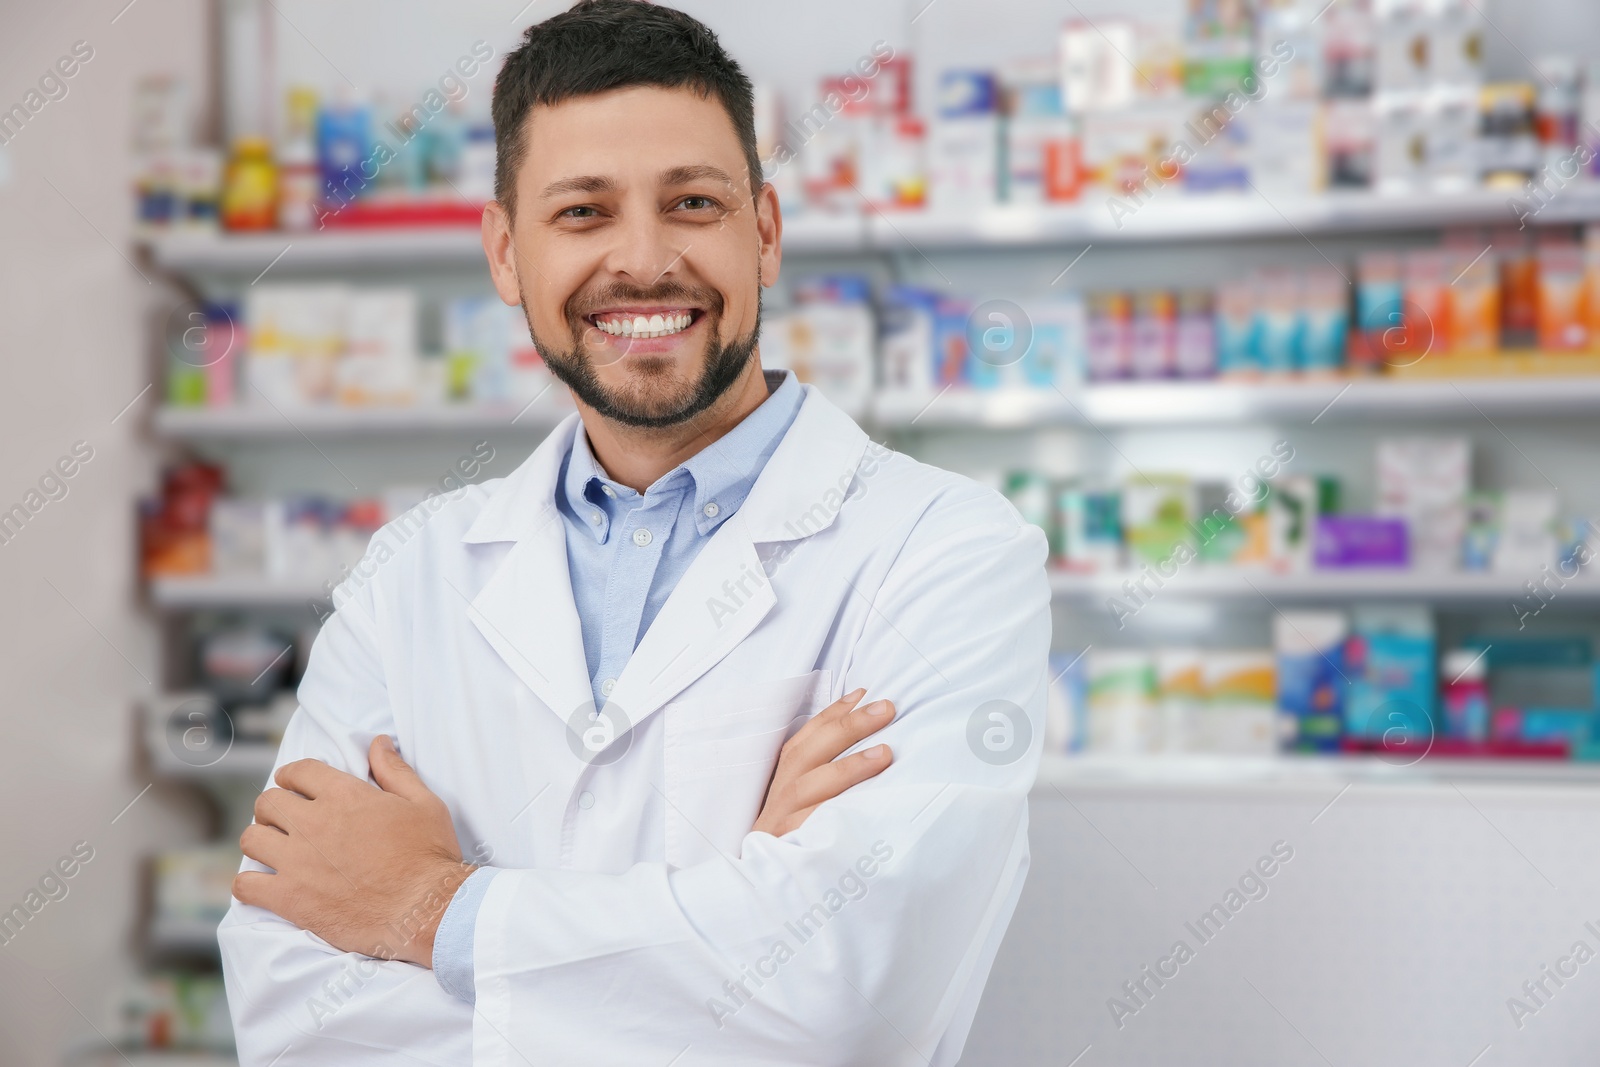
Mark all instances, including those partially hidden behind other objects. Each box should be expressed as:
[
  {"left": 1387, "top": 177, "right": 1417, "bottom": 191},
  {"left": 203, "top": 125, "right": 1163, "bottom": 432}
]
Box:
[{"left": 586, "top": 307, "right": 704, "bottom": 340}]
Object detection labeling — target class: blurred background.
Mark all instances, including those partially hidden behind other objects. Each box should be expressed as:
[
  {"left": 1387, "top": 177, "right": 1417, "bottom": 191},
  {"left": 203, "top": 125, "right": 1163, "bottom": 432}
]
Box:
[{"left": 5, "top": 0, "right": 1600, "bottom": 1063}]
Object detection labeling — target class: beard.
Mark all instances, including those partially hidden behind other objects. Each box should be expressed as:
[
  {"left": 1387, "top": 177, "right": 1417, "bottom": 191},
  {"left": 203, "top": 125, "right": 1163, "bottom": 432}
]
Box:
[{"left": 524, "top": 278, "right": 761, "bottom": 430}]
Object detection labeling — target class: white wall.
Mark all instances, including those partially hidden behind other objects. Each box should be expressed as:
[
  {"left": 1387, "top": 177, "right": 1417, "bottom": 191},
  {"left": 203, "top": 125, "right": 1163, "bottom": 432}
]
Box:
[{"left": 0, "top": 2, "right": 214, "bottom": 1065}]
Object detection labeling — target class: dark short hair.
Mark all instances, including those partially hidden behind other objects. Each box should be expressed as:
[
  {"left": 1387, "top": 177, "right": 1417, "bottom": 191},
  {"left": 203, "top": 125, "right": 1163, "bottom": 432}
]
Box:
[{"left": 492, "top": 0, "right": 762, "bottom": 218}]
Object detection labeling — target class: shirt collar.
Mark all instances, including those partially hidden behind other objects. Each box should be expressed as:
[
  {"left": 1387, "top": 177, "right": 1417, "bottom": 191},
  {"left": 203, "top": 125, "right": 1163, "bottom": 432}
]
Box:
[{"left": 561, "top": 369, "right": 802, "bottom": 543}]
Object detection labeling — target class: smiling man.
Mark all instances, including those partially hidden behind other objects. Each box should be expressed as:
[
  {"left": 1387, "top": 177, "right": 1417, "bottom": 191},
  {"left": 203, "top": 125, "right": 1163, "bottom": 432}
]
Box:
[{"left": 218, "top": 3, "right": 1051, "bottom": 1065}]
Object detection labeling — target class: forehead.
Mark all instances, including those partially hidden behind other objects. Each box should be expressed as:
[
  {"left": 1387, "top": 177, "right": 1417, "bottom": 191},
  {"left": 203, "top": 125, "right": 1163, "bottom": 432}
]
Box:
[{"left": 518, "top": 85, "right": 746, "bottom": 193}]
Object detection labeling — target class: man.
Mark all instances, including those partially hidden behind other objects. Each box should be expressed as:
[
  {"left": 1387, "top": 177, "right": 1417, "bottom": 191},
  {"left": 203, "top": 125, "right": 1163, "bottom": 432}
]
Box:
[{"left": 219, "top": 3, "right": 1051, "bottom": 1064}]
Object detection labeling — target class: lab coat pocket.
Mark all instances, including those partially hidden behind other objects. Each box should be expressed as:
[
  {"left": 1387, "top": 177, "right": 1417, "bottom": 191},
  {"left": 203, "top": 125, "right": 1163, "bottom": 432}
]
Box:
[{"left": 662, "top": 669, "right": 833, "bottom": 868}]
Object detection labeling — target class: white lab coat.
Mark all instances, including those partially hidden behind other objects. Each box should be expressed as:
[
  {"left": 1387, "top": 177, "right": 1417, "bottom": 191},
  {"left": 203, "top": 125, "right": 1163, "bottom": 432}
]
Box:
[{"left": 219, "top": 384, "right": 1052, "bottom": 1067}]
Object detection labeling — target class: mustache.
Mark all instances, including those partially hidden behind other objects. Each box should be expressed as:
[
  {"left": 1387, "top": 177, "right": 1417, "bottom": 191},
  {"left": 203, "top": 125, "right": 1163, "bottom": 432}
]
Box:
[{"left": 567, "top": 281, "right": 723, "bottom": 322}]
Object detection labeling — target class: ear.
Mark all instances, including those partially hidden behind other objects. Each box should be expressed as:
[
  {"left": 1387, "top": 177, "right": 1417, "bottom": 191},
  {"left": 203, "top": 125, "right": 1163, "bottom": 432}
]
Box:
[
  {"left": 482, "top": 200, "right": 523, "bottom": 307},
  {"left": 755, "top": 181, "right": 783, "bottom": 289}
]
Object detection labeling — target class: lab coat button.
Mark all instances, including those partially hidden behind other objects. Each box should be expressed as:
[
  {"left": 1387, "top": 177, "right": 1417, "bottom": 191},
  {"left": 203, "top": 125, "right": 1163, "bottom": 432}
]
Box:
[{"left": 578, "top": 791, "right": 595, "bottom": 809}]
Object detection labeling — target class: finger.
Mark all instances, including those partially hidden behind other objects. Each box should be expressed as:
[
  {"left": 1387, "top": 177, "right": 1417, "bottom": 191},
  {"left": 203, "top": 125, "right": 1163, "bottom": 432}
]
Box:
[
  {"left": 238, "top": 824, "right": 291, "bottom": 872},
  {"left": 368, "top": 735, "right": 432, "bottom": 802},
  {"left": 273, "top": 758, "right": 350, "bottom": 800},
  {"left": 253, "top": 788, "right": 309, "bottom": 833},
  {"left": 782, "top": 698, "right": 895, "bottom": 773},
  {"left": 788, "top": 744, "right": 893, "bottom": 811},
  {"left": 231, "top": 870, "right": 284, "bottom": 915}
]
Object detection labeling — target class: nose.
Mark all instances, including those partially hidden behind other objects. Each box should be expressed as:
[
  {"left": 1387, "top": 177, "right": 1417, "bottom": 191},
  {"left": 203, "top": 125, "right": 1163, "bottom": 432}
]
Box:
[{"left": 602, "top": 200, "right": 687, "bottom": 288}]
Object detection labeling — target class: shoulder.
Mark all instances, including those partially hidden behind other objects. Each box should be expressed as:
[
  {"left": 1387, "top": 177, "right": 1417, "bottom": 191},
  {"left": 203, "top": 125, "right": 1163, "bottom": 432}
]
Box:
[
  {"left": 849, "top": 443, "right": 1032, "bottom": 551},
  {"left": 327, "top": 477, "right": 507, "bottom": 610}
]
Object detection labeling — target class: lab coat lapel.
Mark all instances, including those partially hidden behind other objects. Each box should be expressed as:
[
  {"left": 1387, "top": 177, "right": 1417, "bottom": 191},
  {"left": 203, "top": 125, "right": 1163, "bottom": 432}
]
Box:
[
  {"left": 605, "top": 515, "right": 774, "bottom": 733},
  {"left": 606, "top": 385, "right": 873, "bottom": 733},
  {"left": 461, "top": 415, "right": 597, "bottom": 728}
]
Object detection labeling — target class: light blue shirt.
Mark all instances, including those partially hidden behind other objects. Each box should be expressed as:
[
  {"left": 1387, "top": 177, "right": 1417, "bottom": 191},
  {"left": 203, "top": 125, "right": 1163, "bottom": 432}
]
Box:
[{"left": 433, "top": 370, "right": 803, "bottom": 1004}]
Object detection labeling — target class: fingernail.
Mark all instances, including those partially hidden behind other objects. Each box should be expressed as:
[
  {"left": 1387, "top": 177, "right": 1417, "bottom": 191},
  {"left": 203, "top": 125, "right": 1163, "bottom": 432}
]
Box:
[
  {"left": 865, "top": 744, "right": 889, "bottom": 760},
  {"left": 865, "top": 700, "right": 893, "bottom": 717},
  {"left": 845, "top": 687, "right": 867, "bottom": 703}
]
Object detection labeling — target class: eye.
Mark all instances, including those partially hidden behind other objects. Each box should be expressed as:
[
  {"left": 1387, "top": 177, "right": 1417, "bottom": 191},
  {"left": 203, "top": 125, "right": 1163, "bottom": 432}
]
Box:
[
  {"left": 560, "top": 205, "right": 600, "bottom": 219},
  {"left": 676, "top": 196, "right": 718, "bottom": 211}
]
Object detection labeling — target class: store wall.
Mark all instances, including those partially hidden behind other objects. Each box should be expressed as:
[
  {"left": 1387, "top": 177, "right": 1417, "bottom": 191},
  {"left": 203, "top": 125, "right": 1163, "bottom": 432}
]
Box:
[{"left": 0, "top": 3, "right": 212, "bottom": 1065}]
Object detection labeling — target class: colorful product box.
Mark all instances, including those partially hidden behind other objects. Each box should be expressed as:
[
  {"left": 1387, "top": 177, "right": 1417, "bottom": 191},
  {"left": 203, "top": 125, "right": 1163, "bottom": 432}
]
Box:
[
  {"left": 1344, "top": 604, "right": 1436, "bottom": 744},
  {"left": 1314, "top": 516, "right": 1409, "bottom": 568},
  {"left": 1274, "top": 610, "right": 1347, "bottom": 752}
]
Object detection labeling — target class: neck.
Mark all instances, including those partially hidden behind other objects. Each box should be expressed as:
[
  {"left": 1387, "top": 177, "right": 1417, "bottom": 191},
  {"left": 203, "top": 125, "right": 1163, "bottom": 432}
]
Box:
[{"left": 576, "top": 357, "right": 771, "bottom": 493}]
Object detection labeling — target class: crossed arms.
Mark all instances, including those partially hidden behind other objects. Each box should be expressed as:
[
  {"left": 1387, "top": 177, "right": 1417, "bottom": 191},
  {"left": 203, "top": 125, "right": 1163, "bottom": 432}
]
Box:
[{"left": 219, "top": 497, "right": 1049, "bottom": 1066}]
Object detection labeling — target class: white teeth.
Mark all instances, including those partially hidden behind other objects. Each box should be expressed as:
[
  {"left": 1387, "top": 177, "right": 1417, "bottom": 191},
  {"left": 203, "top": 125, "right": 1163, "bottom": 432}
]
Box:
[{"left": 594, "top": 311, "right": 695, "bottom": 339}]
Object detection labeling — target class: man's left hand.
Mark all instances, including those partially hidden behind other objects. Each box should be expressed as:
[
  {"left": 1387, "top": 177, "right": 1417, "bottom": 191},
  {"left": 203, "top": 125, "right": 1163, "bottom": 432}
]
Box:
[{"left": 234, "top": 735, "right": 473, "bottom": 969}]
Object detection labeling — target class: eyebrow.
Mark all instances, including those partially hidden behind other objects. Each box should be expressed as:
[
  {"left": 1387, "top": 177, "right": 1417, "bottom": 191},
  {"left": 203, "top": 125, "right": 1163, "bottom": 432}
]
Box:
[{"left": 538, "top": 165, "right": 739, "bottom": 201}]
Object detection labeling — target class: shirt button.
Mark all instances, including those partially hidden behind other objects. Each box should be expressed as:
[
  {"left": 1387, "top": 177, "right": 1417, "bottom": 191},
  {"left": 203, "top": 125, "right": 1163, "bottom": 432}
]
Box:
[
  {"left": 601, "top": 678, "right": 616, "bottom": 696},
  {"left": 703, "top": 502, "right": 720, "bottom": 518},
  {"left": 578, "top": 791, "right": 595, "bottom": 810},
  {"left": 589, "top": 511, "right": 603, "bottom": 526},
  {"left": 601, "top": 485, "right": 616, "bottom": 498},
  {"left": 632, "top": 528, "right": 653, "bottom": 547}
]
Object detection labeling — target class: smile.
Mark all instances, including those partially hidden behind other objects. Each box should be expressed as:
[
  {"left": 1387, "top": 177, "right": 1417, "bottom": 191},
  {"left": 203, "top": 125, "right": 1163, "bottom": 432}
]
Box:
[{"left": 589, "top": 308, "right": 700, "bottom": 339}]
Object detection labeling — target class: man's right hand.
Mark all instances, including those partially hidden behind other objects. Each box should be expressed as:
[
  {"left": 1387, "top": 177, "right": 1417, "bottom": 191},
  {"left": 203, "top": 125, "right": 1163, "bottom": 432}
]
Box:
[{"left": 752, "top": 688, "right": 894, "bottom": 838}]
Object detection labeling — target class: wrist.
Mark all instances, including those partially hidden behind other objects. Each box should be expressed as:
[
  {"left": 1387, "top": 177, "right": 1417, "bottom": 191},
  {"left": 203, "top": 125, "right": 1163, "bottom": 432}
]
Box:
[{"left": 390, "top": 857, "right": 478, "bottom": 969}]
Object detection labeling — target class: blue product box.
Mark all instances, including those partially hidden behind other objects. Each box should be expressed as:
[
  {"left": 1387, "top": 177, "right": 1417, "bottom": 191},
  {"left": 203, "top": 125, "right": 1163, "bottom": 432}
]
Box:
[{"left": 1344, "top": 606, "right": 1435, "bottom": 742}]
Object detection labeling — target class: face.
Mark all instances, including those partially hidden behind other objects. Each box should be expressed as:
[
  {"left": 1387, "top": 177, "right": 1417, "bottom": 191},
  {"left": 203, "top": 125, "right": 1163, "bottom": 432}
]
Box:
[{"left": 482, "top": 85, "right": 782, "bottom": 429}]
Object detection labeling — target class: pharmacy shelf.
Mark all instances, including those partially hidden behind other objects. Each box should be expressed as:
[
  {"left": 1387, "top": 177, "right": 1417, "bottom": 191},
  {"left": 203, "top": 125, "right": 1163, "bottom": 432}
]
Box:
[
  {"left": 1035, "top": 752, "right": 1600, "bottom": 797},
  {"left": 875, "top": 375, "right": 1600, "bottom": 428},
  {"left": 1048, "top": 567, "right": 1597, "bottom": 602},
  {"left": 68, "top": 1051, "right": 236, "bottom": 1067},
  {"left": 868, "top": 185, "right": 1600, "bottom": 249},
  {"left": 142, "top": 213, "right": 867, "bottom": 274},
  {"left": 147, "top": 574, "right": 329, "bottom": 609},
  {"left": 154, "top": 376, "right": 1600, "bottom": 439},
  {"left": 147, "top": 916, "right": 223, "bottom": 955},
  {"left": 141, "top": 188, "right": 1600, "bottom": 275},
  {"left": 151, "top": 566, "right": 1591, "bottom": 611},
  {"left": 145, "top": 723, "right": 280, "bottom": 779},
  {"left": 153, "top": 398, "right": 573, "bottom": 439}
]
